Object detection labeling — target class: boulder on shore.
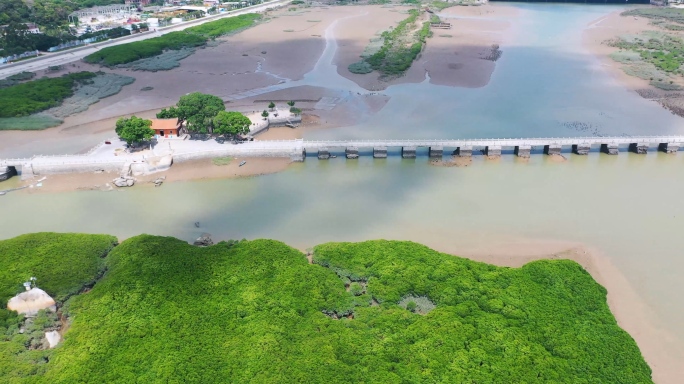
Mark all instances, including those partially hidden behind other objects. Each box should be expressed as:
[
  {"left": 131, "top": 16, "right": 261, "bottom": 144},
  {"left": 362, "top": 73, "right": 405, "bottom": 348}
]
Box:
[
  {"left": 113, "top": 176, "right": 136, "bottom": 188},
  {"left": 194, "top": 233, "right": 213, "bottom": 247},
  {"left": 7, "top": 288, "right": 56, "bottom": 316}
]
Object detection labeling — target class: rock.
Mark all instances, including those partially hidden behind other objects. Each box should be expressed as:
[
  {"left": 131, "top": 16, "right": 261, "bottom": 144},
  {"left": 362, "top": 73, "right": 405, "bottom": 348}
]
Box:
[
  {"left": 194, "top": 233, "right": 213, "bottom": 247},
  {"left": 112, "top": 176, "right": 136, "bottom": 188},
  {"left": 45, "top": 330, "right": 61, "bottom": 348},
  {"left": 153, "top": 176, "right": 166, "bottom": 187},
  {"left": 7, "top": 288, "right": 56, "bottom": 316}
]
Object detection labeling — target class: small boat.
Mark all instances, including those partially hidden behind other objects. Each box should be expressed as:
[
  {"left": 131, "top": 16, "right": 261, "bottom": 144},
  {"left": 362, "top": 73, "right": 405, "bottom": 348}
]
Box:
[
  {"left": 330, "top": 155, "right": 337, "bottom": 158},
  {"left": 239, "top": 161, "right": 246, "bottom": 167}
]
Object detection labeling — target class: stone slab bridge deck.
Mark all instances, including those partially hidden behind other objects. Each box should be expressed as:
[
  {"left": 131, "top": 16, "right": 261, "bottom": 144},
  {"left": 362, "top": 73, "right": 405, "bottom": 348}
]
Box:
[
  {"left": 300, "top": 136, "right": 684, "bottom": 160},
  {"left": 1, "top": 136, "right": 683, "bottom": 177}
]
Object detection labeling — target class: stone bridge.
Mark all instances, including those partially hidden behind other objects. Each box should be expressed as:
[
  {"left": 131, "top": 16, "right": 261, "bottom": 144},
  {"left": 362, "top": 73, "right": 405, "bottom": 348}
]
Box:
[{"left": 1, "top": 136, "right": 682, "bottom": 180}]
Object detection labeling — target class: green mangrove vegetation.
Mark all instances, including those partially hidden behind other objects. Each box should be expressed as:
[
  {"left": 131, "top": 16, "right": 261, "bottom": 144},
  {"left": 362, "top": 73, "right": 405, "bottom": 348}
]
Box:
[
  {"left": 349, "top": 9, "right": 431, "bottom": 76},
  {"left": 0, "top": 233, "right": 118, "bottom": 380},
  {"left": 0, "top": 72, "right": 96, "bottom": 118},
  {"left": 84, "top": 14, "right": 260, "bottom": 67},
  {"left": 0, "top": 233, "right": 651, "bottom": 382}
]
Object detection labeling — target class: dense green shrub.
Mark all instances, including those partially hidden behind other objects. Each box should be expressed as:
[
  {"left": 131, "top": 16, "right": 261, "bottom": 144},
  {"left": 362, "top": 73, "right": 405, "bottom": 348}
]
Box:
[
  {"left": 0, "top": 233, "right": 118, "bottom": 306},
  {"left": 0, "top": 72, "right": 96, "bottom": 117},
  {"left": 0, "top": 233, "right": 117, "bottom": 380},
  {"left": 84, "top": 14, "right": 260, "bottom": 66},
  {"left": 0, "top": 235, "right": 652, "bottom": 382}
]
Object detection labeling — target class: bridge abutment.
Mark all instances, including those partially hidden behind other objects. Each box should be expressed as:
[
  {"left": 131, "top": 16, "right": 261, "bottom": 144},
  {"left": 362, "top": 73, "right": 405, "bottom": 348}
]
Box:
[
  {"left": 402, "top": 146, "right": 417, "bottom": 159},
  {"left": 544, "top": 144, "right": 561, "bottom": 156},
  {"left": 658, "top": 143, "right": 680, "bottom": 154},
  {"left": 455, "top": 146, "right": 472, "bottom": 157},
  {"left": 629, "top": 142, "right": 648, "bottom": 154},
  {"left": 572, "top": 144, "right": 590, "bottom": 155},
  {"left": 601, "top": 143, "right": 618, "bottom": 155},
  {"left": 373, "top": 146, "right": 388, "bottom": 158},
  {"left": 485, "top": 146, "right": 501, "bottom": 157},
  {"left": 345, "top": 146, "right": 359, "bottom": 159},
  {"left": 514, "top": 145, "right": 531, "bottom": 158},
  {"left": 429, "top": 146, "right": 443, "bottom": 158}
]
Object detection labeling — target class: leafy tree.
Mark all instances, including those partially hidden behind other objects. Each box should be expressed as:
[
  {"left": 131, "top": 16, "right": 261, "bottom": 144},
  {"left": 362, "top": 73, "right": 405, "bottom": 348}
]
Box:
[
  {"left": 287, "top": 100, "right": 295, "bottom": 107},
  {"left": 268, "top": 101, "right": 275, "bottom": 111},
  {"left": 212, "top": 111, "right": 251, "bottom": 137},
  {"left": 115, "top": 116, "right": 154, "bottom": 146},
  {"left": 261, "top": 110, "right": 269, "bottom": 119},
  {"left": 162, "top": 92, "right": 225, "bottom": 135},
  {"left": 290, "top": 107, "right": 302, "bottom": 116},
  {"left": 406, "top": 301, "right": 417, "bottom": 312}
]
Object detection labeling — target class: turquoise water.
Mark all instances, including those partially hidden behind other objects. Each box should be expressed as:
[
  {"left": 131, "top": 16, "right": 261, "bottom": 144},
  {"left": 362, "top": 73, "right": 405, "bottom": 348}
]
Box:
[{"left": 1, "top": 3, "right": 684, "bottom": 364}]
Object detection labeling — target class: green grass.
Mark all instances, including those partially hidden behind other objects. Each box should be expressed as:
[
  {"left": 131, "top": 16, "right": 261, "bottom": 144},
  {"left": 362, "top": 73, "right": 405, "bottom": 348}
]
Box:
[
  {"left": 212, "top": 156, "right": 232, "bottom": 166},
  {"left": 0, "top": 72, "right": 96, "bottom": 117},
  {"left": 84, "top": 14, "right": 260, "bottom": 67},
  {"left": 0, "top": 235, "right": 653, "bottom": 382},
  {"left": 622, "top": 8, "right": 684, "bottom": 25}
]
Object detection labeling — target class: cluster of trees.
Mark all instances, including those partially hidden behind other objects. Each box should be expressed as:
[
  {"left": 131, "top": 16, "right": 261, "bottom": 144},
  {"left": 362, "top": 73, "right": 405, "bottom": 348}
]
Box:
[
  {"left": 115, "top": 116, "right": 155, "bottom": 146},
  {"left": 0, "top": 234, "right": 653, "bottom": 382},
  {"left": 157, "top": 92, "right": 251, "bottom": 138},
  {"left": 84, "top": 14, "right": 260, "bottom": 66},
  {"left": 0, "top": 72, "right": 96, "bottom": 117},
  {"left": 0, "top": 233, "right": 118, "bottom": 380}
]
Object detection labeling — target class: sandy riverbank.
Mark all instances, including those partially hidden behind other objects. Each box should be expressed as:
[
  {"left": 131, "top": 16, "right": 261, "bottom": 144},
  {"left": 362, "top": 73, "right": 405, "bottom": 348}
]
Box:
[
  {"left": 583, "top": 7, "right": 684, "bottom": 117},
  {"left": 13, "top": 157, "right": 291, "bottom": 194}
]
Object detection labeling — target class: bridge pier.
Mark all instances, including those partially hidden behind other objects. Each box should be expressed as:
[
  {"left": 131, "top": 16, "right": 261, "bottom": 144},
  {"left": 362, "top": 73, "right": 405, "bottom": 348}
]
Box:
[
  {"left": 373, "top": 146, "right": 387, "bottom": 159},
  {"left": 572, "top": 144, "right": 590, "bottom": 155},
  {"left": 601, "top": 143, "right": 618, "bottom": 155},
  {"left": 629, "top": 142, "right": 648, "bottom": 154},
  {"left": 658, "top": 142, "right": 680, "bottom": 154},
  {"left": 544, "top": 144, "right": 561, "bottom": 156},
  {"left": 345, "top": 146, "right": 359, "bottom": 159},
  {"left": 429, "top": 146, "right": 443, "bottom": 158},
  {"left": 402, "top": 146, "right": 417, "bottom": 159},
  {"left": 485, "top": 145, "right": 501, "bottom": 157},
  {"left": 514, "top": 145, "right": 531, "bottom": 158},
  {"left": 317, "top": 148, "right": 330, "bottom": 160},
  {"left": 454, "top": 146, "right": 472, "bottom": 157}
]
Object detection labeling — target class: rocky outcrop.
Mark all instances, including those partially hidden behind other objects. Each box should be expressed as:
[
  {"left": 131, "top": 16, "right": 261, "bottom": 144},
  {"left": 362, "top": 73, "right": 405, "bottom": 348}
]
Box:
[
  {"left": 45, "top": 330, "right": 61, "bottom": 348},
  {"left": 194, "top": 233, "right": 213, "bottom": 247},
  {"left": 7, "top": 288, "right": 56, "bottom": 316}
]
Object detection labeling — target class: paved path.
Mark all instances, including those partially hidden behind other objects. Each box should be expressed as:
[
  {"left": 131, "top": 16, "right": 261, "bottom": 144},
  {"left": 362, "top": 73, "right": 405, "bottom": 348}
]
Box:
[{"left": 0, "top": 0, "right": 291, "bottom": 78}]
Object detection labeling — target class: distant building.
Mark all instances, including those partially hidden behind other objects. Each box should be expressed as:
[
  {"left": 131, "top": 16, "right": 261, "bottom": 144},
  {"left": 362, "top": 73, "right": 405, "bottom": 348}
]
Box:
[
  {"left": 150, "top": 118, "right": 181, "bottom": 138},
  {"left": 125, "top": 0, "right": 153, "bottom": 6}
]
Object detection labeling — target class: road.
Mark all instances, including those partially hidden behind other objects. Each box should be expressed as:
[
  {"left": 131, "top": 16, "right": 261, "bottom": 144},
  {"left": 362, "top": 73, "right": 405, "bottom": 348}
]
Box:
[{"left": 0, "top": 0, "right": 291, "bottom": 79}]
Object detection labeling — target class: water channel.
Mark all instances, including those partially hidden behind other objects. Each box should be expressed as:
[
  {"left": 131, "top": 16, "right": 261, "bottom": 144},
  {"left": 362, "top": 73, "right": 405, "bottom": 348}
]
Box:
[{"left": 1, "top": 2, "right": 684, "bottom": 364}]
